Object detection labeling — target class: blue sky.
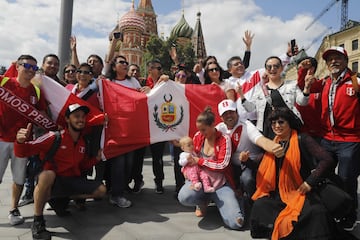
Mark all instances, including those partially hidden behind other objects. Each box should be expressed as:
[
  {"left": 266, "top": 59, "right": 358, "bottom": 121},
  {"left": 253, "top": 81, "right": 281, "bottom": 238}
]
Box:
[{"left": 0, "top": 0, "right": 359, "bottom": 72}]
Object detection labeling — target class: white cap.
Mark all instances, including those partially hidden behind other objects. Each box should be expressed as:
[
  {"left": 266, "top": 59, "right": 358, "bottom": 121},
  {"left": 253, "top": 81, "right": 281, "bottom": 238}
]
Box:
[
  {"left": 218, "top": 99, "right": 237, "bottom": 116},
  {"left": 322, "top": 46, "right": 348, "bottom": 60}
]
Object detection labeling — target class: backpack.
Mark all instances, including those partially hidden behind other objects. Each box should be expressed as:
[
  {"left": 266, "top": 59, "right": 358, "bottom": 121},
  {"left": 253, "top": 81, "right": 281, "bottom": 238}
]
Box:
[{"left": 42, "top": 131, "right": 62, "bottom": 170}]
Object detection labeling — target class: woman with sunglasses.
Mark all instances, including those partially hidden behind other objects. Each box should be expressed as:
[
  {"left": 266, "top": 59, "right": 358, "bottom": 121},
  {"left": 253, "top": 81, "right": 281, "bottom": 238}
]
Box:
[
  {"left": 239, "top": 56, "right": 312, "bottom": 138},
  {"left": 204, "top": 62, "right": 236, "bottom": 101},
  {"left": 63, "top": 64, "right": 77, "bottom": 86},
  {"left": 250, "top": 107, "right": 345, "bottom": 239}
]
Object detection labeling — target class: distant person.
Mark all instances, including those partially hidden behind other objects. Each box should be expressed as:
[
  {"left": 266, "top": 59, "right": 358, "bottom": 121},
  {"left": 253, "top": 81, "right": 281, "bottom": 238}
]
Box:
[{"left": 62, "top": 63, "right": 77, "bottom": 85}]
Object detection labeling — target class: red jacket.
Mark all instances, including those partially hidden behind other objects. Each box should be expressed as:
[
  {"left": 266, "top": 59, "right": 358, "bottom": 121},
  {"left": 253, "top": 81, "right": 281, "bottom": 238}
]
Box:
[
  {"left": 192, "top": 129, "right": 236, "bottom": 189},
  {"left": 296, "top": 67, "right": 323, "bottom": 137},
  {"left": 320, "top": 68, "right": 360, "bottom": 142},
  {"left": 14, "top": 129, "right": 98, "bottom": 176}
]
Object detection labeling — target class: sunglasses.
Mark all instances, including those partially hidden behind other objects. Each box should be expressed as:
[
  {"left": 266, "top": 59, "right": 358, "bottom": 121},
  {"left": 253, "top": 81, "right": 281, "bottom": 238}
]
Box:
[
  {"left": 208, "top": 67, "right": 219, "bottom": 72},
  {"left": 265, "top": 64, "right": 281, "bottom": 71},
  {"left": 76, "top": 70, "right": 92, "bottom": 75},
  {"left": 271, "top": 120, "right": 286, "bottom": 126},
  {"left": 64, "top": 69, "right": 76, "bottom": 74},
  {"left": 19, "top": 63, "right": 39, "bottom": 71},
  {"left": 176, "top": 73, "right": 187, "bottom": 78},
  {"left": 116, "top": 60, "right": 129, "bottom": 66},
  {"left": 152, "top": 66, "right": 162, "bottom": 71},
  {"left": 232, "top": 61, "right": 244, "bottom": 67}
]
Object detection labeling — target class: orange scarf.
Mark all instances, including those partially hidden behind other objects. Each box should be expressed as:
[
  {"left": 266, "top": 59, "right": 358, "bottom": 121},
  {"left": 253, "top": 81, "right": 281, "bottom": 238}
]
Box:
[{"left": 252, "top": 130, "right": 305, "bottom": 239}]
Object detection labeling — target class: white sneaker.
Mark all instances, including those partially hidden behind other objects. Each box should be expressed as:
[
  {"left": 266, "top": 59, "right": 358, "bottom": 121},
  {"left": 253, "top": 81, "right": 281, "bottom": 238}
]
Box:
[
  {"left": 8, "top": 208, "right": 24, "bottom": 226},
  {"left": 109, "top": 196, "right": 132, "bottom": 208}
]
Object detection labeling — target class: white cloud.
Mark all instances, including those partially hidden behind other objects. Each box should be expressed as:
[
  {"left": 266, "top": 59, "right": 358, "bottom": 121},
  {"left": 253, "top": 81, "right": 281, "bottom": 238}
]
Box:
[{"left": 0, "top": 0, "right": 327, "bottom": 74}]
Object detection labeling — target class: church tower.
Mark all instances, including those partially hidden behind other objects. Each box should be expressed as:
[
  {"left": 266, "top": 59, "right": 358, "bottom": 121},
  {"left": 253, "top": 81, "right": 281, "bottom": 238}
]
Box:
[
  {"left": 192, "top": 12, "right": 207, "bottom": 60},
  {"left": 116, "top": 0, "right": 146, "bottom": 66},
  {"left": 137, "top": 0, "right": 158, "bottom": 44}
]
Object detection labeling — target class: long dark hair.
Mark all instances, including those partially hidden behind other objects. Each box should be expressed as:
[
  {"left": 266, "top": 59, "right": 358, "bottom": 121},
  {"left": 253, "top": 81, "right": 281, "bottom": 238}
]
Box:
[
  {"left": 106, "top": 55, "right": 130, "bottom": 80},
  {"left": 203, "top": 62, "right": 225, "bottom": 85}
]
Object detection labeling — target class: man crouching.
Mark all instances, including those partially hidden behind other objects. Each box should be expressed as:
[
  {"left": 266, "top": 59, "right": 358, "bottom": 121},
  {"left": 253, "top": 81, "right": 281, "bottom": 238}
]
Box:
[{"left": 14, "top": 103, "right": 106, "bottom": 240}]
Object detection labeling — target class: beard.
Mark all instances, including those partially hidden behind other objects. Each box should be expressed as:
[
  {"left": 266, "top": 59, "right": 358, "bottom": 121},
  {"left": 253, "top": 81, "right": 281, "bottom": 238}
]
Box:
[{"left": 68, "top": 122, "right": 84, "bottom": 132}]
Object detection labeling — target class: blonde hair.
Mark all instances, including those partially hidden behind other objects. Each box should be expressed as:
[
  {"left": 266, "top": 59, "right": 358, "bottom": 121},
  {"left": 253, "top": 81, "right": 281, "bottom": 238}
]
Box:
[{"left": 179, "top": 136, "right": 192, "bottom": 148}]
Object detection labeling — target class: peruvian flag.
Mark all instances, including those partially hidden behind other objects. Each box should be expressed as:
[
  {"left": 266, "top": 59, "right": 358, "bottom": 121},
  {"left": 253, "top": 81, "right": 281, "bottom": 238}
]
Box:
[
  {"left": 34, "top": 75, "right": 104, "bottom": 128},
  {"left": 3, "top": 63, "right": 104, "bottom": 129},
  {"left": 99, "top": 80, "right": 226, "bottom": 159}
]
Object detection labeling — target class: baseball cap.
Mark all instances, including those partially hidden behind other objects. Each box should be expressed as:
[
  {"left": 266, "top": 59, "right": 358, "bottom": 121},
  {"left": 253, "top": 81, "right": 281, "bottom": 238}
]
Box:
[
  {"left": 65, "top": 103, "right": 90, "bottom": 117},
  {"left": 322, "top": 46, "right": 348, "bottom": 60},
  {"left": 218, "top": 99, "right": 237, "bottom": 116}
]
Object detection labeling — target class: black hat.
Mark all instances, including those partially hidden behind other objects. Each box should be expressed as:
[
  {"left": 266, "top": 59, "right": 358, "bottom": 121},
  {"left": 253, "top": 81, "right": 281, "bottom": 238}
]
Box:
[{"left": 65, "top": 103, "right": 90, "bottom": 117}]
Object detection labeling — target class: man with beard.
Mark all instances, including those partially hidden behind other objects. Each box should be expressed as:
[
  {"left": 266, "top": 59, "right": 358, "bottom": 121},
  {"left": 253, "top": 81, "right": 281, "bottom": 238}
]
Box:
[
  {"left": 308, "top": 46, "right": 360, "bottom": 231},
  {"left": 215, "top": 99, "right": 282, "bottom": 199},
  {"left": 14, "top": 104, "right": 106, "bottom": 240}
]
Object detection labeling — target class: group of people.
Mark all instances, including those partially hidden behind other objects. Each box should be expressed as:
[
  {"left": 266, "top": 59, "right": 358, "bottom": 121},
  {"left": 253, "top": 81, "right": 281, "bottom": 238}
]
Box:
[{"left": 0, "top": 28, "right": 359, "bottom": 240}]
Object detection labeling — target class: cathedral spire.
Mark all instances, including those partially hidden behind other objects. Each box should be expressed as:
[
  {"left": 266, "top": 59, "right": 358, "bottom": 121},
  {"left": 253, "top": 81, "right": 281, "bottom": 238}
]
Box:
[{"left": 192, "top": 11, "right": 207, "bottom": 59}]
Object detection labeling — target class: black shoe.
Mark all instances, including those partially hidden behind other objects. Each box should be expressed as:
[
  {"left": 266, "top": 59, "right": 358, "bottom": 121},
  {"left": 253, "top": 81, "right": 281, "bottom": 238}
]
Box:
[
  {"left": 32, "top": 220, "right": 51, "bottom": 240},
  {"left": 340, "top": 218, "right": 358, "bottom": 231},
  {"left": 133, "top": 181, "right": 144, "bottom": 194},
  {"left": 155, "top": 183, "right": 164, "bottom": 194}
]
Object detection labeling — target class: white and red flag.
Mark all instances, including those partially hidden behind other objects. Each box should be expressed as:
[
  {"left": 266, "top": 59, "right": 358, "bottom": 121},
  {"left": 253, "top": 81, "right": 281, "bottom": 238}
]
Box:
[
  {"left": 99, "top": 80, "right": 226, "bottom": 159},
  {"left": 35, "top": 75, "right": 104, "bottom": 128},
  {"left": 2, "top": 63, "right": 104, "bottom": 129}
]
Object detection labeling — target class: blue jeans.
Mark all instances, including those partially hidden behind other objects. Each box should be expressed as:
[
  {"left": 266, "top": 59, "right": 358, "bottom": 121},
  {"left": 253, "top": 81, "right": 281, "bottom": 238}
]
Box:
[
  {"left": 320, "top": 139, "right": 360, "bottom": 216},
  {"left": 178, "top": 180, "right": 244, "bottom": 230}
]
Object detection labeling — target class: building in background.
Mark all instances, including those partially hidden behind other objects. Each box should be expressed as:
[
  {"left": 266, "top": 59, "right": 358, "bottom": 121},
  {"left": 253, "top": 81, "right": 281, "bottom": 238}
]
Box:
[
  {"left": 109, "top": 0, "right": 206, "bottom": 67},
  {"left": 285, "top": 20, "right": 360, "bottom": 80}
]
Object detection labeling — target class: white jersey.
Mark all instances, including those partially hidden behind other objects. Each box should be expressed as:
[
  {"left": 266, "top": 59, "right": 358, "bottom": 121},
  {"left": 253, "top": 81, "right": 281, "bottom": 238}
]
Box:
[{"left": 216, "top": 119, "right": 263, "bottom": 166}]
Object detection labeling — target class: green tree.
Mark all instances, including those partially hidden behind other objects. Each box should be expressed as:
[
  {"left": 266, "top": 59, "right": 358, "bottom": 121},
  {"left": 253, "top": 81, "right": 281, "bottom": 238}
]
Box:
[{"left": 142, "top": 35, "right": 196, "bottom": 77}]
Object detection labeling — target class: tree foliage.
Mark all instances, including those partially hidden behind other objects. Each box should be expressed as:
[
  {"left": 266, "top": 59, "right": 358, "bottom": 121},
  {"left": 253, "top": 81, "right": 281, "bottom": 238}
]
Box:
[{"left": 142, "top": 35, "right": 196, "bottom": 77}]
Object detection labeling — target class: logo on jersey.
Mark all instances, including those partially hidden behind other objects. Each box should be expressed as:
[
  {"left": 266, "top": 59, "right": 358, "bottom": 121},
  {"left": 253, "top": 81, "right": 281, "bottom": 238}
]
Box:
[
  {"left": 153, "top": 94, "right": 183, "bottom": 132},
  {"left": 346, "top": 87, "right": 355, "bottom": 96},
  {"left": 79, "top": 146, "right": 86, "bottom": 154}
]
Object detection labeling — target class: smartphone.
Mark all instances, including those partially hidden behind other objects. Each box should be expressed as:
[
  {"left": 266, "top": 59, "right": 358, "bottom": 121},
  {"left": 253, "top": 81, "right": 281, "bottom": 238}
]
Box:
[
  {"left": 290, "top": 39, "right": 296, "bottom": 55},
  {"left": 113, "top": 32, "right": 122, "bottom": 40}
]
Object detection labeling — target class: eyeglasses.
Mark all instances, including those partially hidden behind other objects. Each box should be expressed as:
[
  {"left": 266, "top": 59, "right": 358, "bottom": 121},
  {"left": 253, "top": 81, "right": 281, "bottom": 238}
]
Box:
[
  {"left": 232, "top": 61, "right": 244, "bottom": 67},
  {"left": 271, "top": 120, "right": 286, "bottom": 126},
  {"left": 76, "top": 70, "right": 92, "bottom": 75},
  {"left": 116, "top": 60, "right": 129, "bottom": 66},
  {"left": 265, "top": 64, "right": 281, "bottom": 71},
  {"left": 151, "top": 66, "right": 162, "bottom": 71},
  {"left": 208, "top": 67, "right": 219, "bottom": 73},
  {"left": 19, "top": 63, "right": 39, "bottom": 71},
  {"left": 64, "top": 69, "right": 76, "bottom": 74},
  {"left": 176, "top": 73, "right": 187, "bottom": 78}
]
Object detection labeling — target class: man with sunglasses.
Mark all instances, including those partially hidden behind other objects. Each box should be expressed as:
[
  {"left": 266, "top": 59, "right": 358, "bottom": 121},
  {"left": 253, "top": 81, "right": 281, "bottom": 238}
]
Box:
[{"left": 0, "top": 55, "right": 47, "bottom": 226}]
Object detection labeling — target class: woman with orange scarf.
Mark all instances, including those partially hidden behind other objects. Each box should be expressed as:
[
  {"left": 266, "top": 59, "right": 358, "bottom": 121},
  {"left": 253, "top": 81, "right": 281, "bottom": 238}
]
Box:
[{"left": 250, "top": 107, "right": 338, "bottom": 239}]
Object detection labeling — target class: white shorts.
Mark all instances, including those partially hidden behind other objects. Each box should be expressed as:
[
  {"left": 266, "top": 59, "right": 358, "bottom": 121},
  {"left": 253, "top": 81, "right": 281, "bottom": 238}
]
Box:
[{"left": 0, "top": 141, "right": 27, "bottom": 185}]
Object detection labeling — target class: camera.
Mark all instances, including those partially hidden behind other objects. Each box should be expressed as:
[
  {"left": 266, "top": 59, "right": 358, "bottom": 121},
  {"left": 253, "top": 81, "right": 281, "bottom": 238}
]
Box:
[{"left": 113, "top": 32, "right": 123, "bottom": 40}]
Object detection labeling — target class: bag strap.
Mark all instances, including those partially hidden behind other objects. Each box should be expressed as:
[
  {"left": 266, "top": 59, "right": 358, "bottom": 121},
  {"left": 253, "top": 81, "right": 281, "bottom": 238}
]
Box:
[
  {"left": 81, "top": 89, "right": 95, "bottom": 101},
  {"left": 43, "top": 131, "right": 62, "bottom": 170}
]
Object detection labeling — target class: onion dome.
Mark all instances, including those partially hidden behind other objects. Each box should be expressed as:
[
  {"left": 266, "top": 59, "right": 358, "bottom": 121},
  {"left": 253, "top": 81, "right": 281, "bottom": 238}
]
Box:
[
  {"left": 118, "top": 1, "right": 146, "bottom": 32},
  {"left": 170, "top": 13, "right": 193, "bottom": 39}
]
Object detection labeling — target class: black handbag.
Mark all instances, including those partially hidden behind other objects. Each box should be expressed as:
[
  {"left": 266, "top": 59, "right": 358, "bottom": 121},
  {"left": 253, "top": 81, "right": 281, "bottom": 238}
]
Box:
[
  {"left": 298, "top": 134, "right": 354, "bottom": 219},
  {"left": 315, "top": 177, "right": 353, "bottom": 219}
]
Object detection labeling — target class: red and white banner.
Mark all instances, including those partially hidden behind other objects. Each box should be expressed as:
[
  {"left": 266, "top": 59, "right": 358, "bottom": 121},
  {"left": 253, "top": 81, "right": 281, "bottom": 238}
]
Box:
[
  {"left": 0, "top": 85, "right": 57, "bottom": 130},
  {"left": 2, "top": 63, "right": 104, "bottom": 129},
  {"left": 99, "top": 80, "right": 226, "bottom": 159},
  {"left": 35, "top": 75, "right": 104, "bottom": 128}
]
